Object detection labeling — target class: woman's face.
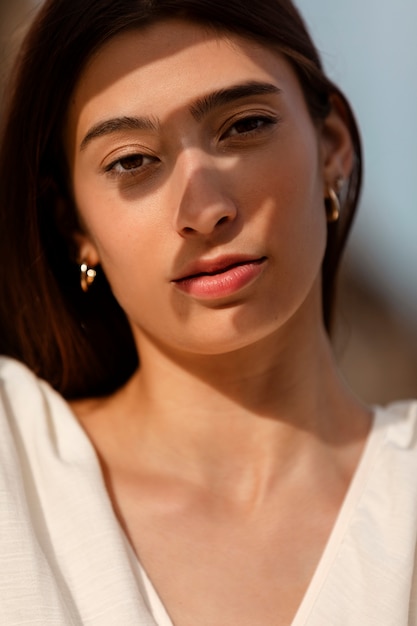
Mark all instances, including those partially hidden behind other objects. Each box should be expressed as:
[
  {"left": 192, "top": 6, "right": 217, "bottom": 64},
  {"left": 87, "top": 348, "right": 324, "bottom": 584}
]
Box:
[{"left": 66, "top": 19, "right": 351, "bottom": 356}]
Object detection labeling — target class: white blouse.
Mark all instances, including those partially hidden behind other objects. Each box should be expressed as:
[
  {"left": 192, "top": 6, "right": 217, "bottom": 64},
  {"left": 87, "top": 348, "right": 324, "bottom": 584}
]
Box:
[{"left": 1, "top": 356, "right": 417, "bottom": 625}]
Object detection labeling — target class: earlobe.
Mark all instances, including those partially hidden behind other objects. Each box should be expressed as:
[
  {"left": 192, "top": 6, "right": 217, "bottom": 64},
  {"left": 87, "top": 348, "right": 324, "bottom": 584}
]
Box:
[
  {"left": 73, "top": 231, "right": 100, "bottom": 268},
  {"left": 320, "top": 93, "right": 354, "bottom": 184},
  {"left": 73, "top": 233, "right": 100, "bottom": 292},
  {"left": 325, "top": 180, "right": 343, "bottom": 223}
]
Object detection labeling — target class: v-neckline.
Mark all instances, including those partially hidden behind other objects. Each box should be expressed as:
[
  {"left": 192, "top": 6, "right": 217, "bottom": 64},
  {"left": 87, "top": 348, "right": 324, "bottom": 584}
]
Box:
[
  {"left": 118, "top": 408, "right": 385, "bottom": 626},
  {"left": 291, "top": 406, "right": 385, "bottom": 624}
]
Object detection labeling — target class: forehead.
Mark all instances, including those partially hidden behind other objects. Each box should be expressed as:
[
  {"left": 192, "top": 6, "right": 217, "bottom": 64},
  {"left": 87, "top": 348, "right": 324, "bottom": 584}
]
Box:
[{"left": 67, "top": 19, "right": 305, "bottom": 140}]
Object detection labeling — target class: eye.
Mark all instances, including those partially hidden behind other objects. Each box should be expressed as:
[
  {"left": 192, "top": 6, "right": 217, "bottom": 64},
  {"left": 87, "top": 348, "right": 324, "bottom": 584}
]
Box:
[
  {"left": 104, "top": 153, "right": 158, "bottom": 177},
  {"left": 221, "top": 114, "right": 278, "bottom": 140}
]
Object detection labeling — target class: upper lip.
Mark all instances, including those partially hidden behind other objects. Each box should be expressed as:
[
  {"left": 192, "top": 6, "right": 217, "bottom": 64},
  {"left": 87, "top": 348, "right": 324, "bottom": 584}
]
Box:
[{"left": 172, "top": 255, "right": 267, "bottom": 282}]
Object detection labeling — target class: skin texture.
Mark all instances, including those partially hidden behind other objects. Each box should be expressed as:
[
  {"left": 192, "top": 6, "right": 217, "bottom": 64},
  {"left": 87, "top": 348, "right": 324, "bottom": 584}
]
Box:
[{"left": 67, "top": 20, "right": 371, "bottom": 626}]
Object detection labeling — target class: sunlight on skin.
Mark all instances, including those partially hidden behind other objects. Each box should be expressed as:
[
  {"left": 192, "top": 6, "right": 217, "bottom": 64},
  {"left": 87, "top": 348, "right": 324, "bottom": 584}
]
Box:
[
  {"left": 67, "top": 22, "right": 330, "bottom": 356},
  {"left": 67, "top": 22, "right": 371, "bottom": 625},
  {"left": 66, "top": 18, "right": 368, "bottom": 483}
]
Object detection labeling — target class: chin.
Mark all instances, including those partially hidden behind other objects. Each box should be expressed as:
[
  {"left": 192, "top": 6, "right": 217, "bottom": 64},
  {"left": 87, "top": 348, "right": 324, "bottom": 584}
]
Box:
[{"left": 173, "top": 315, "right": 286, "bottom": 357}]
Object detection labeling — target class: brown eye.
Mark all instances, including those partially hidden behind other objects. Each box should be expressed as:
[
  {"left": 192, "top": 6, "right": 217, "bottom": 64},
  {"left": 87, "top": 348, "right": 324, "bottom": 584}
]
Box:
[
  {"left": 105, "top": 153, "right": 157, "bottom": 177},
  {"left": 118, "top": 154, "right": 145, "bottom": 170},
  {"left": 222, "top": 115, "right": 277, "bottom": 139},
  {"left": 233, "top": 118, "right": 264, "bottom": 134}
]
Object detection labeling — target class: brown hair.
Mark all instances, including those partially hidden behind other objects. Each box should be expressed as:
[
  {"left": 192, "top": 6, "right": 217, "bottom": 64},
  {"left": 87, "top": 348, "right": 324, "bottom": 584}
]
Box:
[{"left": 0, "top": 0, "right": 362, "bottom": 399}]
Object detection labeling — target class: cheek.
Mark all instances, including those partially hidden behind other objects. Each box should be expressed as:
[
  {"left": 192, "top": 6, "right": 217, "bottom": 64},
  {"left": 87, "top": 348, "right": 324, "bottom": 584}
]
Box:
[
  {"left": 72, "top": 177, "right": 166, "bottom": 302},
  {"left": 73, "top": 164, "right": 157, "bottom": 255},
  {"left": 237, "top": 130, "right": 327, "bottom": 261},
  {"left": 94, "top": 223, "right": 163, "bottom": 303},
  {"left": 275, "top": 184, "right": 327, "bottom": 291},
  {"left": 238, "top": 137, "right": 327, "bottom": 316}
]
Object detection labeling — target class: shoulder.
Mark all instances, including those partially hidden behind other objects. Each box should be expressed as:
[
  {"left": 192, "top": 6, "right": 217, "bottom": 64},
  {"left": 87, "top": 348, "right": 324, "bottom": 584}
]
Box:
[
  {"left": 0, "top": 357, "right": 57, "bottom": 470},
  {"left": 0, "top": 351, "right": 58, "bottom": 385},
  {"left": 0, "top": 356, "right": 48, "bottom": 426},
  {"left": 0, "top": 355, "right": 92, "bottom": 471},
  {"left": 0, "top": 357, "right": 147, "bottom": 623},
  {"left": 0, "top": 354, "right": 42, "bottom": 388},
  {"left": 361, "top": 400, "right": 417, "bottom": 528},
  {"left": 377, "top": 399, "right": 417, "bottom": 451},
  {"left": 0, "top": 356, "right": 60, "bottom": 434}
]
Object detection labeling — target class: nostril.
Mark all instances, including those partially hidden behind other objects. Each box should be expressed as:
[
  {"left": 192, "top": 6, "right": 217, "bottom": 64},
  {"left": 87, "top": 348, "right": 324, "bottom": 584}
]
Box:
[{"left": 216, "top": 215, "right": 229, "bottom": 226}]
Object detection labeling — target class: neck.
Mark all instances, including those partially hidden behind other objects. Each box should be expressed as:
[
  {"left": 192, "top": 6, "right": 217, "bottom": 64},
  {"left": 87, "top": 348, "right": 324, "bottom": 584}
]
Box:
[{"left": 110, "top": 302, "right": 370, "bottom": 503}]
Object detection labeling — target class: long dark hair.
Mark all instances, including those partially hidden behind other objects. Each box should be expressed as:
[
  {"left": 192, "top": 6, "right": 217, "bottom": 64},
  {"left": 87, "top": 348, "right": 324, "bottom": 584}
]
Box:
[{"left": 0, "top": 0, "right": 362, "bottom": 399}]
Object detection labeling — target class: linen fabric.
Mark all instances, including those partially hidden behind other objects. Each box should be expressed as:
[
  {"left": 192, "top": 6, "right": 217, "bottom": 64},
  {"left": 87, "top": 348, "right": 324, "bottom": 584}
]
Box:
[{"left": 1, "top": 357, "right": 416, "bottom": 625}]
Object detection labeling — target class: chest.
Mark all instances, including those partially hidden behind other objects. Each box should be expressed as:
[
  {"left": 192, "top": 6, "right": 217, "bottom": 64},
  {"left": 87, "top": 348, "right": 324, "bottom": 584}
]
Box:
[{"left": 116, "top": 484, "right": 339, "bottom": 626}]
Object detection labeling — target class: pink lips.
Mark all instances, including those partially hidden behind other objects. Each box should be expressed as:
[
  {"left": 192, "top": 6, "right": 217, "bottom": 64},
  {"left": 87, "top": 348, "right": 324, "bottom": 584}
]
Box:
[{"left": 172, "top": 256, "right": 267, "bottom": 299}]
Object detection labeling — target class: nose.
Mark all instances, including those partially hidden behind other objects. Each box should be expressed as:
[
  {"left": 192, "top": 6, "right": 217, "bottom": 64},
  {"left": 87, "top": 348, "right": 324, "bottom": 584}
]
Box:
[{"left": 172, "top": 150, "right": 238, "bottom": 237}]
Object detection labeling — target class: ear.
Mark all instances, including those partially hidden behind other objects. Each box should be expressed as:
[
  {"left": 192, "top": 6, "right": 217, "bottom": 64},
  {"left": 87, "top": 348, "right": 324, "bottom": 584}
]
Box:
[
  {"left": 73, "top": 230, "right": 100, "bottom": 267},
  {"left": 319, "top": 93, "right": 355, "bottom": 188}
]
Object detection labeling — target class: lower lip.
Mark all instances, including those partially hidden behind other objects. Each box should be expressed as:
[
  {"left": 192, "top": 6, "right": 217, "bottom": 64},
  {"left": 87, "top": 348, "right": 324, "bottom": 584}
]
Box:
[{"left": 173, "top": 259, "right": 266, "bottom": 299}]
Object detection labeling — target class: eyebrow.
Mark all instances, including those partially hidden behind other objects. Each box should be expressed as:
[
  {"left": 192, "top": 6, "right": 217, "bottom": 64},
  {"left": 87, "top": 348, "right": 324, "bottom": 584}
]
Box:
[
  {"left": 80, "top": 115, "right": 159, "bottom": 151},
  {"left": 189, "top": 80, "right": 281, "bottom": 121},
  {"left": 80, "top": 80, "right": 281, "bottom": 151}
]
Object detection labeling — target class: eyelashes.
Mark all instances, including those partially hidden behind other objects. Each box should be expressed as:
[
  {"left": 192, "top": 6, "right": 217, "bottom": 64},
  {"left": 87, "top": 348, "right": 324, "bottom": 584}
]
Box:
[
  {"left": 104, "top": 153, "right": 159, "bottom": 178},
  {"left": 220, "top": 113, "right": 279, "bottom": 140},
  {"left": 102, "top": 112, "right": 279, "bottom": 180}
]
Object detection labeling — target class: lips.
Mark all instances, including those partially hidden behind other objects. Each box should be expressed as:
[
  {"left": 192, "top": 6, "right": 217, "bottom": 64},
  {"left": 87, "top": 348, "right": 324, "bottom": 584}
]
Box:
[
  {"left": 172, "top": 255, "right": 267, "bottom": 299},
  {"left": 172, "top": 255, "right": 266, "bottom": 282}
]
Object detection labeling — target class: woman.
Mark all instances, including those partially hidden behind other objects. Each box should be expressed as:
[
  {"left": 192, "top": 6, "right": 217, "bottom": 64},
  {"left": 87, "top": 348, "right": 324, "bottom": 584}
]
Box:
[{"left": 0, "top": 1, "right": 416, "bottom": 624}]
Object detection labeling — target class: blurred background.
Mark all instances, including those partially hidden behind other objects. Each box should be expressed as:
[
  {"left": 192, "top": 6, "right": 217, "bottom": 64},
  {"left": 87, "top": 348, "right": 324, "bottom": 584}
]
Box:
[
  {"left": 294, "top": 0, "right": 417, "bottom": 403},
  {"left": 1, "top": 0, "right": 416, "bottom": 404}
]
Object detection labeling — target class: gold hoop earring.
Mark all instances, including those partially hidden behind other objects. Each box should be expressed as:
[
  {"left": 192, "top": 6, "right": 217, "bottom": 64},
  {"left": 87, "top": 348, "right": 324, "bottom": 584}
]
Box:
[
  {"left": 325, "top": 186, "right": 341, "bottom": 223},
  {"left": 80, "top": 262, "right": 96, "bottom": 292}
]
